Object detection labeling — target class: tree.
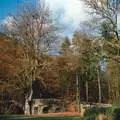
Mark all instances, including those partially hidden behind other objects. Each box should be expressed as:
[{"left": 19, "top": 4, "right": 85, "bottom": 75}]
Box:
[
  {"left": 59, "top": 38, "right": 82, "bottom": 111},
  {"left": 72, "top": 31, "right": 93, "bottom": 103},
  {"left": 82, "top": 0, "right": 120, "bottom": 103},
  {"left": 61, "top": 36, "right": 71, "bottom": 55},
  {"left": 72, "top": 30, "right": 107, "bottom": 103},
  {"left": 3, "top": 0, "right": 61, "bottom": 114},
  {"left": 82, "top": 0, "right": 120, "bottom": 56},
  {"left": 82, "top": 0, "right": 120, "bottom": 41},
  {"left": 0, "top": 33, "right": 24, "bottom": 91},
  {"left": 0, "top": 33, "right": 25, "bottom": 114}
]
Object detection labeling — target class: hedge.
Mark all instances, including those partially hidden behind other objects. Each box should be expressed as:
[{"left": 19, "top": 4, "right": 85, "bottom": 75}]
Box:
[
  {"left": 84, "top": 107, "right": 120, "bottom": 120},
  {"left": 107, "top": 107, "right": 120, "bottom": 120}
]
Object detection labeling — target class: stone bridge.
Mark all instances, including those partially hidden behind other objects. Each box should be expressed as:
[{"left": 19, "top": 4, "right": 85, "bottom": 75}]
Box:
[{"left": 32, "top": 99, "right": 62, "bottom": 114}]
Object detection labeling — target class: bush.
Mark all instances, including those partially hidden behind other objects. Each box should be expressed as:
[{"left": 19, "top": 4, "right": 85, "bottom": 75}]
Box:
[
  {"left": 112, "top": 104, "right": 120, "bottom": 108},
  {"left": 113, "top": 108, "right": 120, "bottom": 120},
  {"left": 107, "top": 107, "right": 120, "bottom": 120},
  {"left": 83, "top": 106, "right": 120, "bottom": 120},
  {"left": 96, "top": 114, "right": 111, "bottom": 120},
  {"left": 84, "top": 108, "right": 109, "bottom": 117},
  {"left": 84, "top": 115, "right": 96, "bottom": 120}
]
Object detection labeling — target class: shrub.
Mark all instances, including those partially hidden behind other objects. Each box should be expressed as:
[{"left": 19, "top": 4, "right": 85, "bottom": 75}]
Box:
[
  {"left": 107, "top": 107, "right": 120, "bottom": 120},
  {"left": 113, "top": 108, "right": 120, "bottom": 120},
  {"left": 112, "top": 104, "right": 120, "bottom": 108},
  {"left": 96, "top": 114, "right": 111, "bottom": 120},
  {"left": 84, "top": 115, "right": 96, "bottom": 120},
  {"left": 83, "top": 106, "right": 120, "bottom": 120},
  {"left": 104, "top": 104, "right": 120, "bottom": 120},
  {"left": 84, "top": 108, "right": 109, "bottom": 117}
]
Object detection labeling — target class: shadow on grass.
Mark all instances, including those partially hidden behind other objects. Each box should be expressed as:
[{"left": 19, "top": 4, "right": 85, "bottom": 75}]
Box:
[{"left": 0, "top": 116, "right": 7, "bottom": 120}]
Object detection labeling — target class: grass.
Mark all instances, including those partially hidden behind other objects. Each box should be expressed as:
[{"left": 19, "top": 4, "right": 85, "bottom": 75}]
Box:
[
  {"left": 8, "top": 118, "right": 83, "bottom": 120},
  {"left": 0, "top": 116, "right": 84, "bottom": 120}
]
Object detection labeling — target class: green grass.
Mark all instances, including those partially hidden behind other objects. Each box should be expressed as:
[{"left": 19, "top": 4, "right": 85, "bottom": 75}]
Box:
[
  {"left": 8, "top": 118, "right": 83, "bottom": 120},
  {"left": 0, "top": 116, "right": 84, "bottom": 120}
]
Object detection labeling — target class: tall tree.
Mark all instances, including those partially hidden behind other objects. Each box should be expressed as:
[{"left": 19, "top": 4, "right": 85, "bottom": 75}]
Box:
[
  {"left": 3, "top": 1, "right": 61, "bottom": 114},
  {"left": 0, "top": 33, "right": 25, "bottom": 113},
  {"left": 61, "top": 36, "right": 71, "bottom": 55},
  {"left": 82, "top": 0, "right": 120, "bottom": 103},
  {"left": 72, "top": 31, "right": 93, "bottom": 103}
]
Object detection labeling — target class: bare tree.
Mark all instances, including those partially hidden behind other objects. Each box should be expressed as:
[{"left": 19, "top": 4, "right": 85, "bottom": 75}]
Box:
[
  {"left": 82, "top": 0, "right": 120, "bottom": 41},
  {"left": 3, "top": 0, "right": 61, "bottom": 114}
]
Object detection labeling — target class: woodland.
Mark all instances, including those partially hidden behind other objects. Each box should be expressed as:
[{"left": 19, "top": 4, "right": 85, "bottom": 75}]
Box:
[{"left": 0, "top": 0, "right": 120, "bottom": 115}]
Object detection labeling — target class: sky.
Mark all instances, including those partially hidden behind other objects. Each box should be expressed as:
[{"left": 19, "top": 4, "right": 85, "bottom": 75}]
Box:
[
  {"left": 45, "top": 0, "right": 87, "bottom": 36},
  {"left": 0, "top": 0, "right": 36, "bottom": 22},
  {"left": 0, "top": 0, "right": 87, "bottom": 37}
]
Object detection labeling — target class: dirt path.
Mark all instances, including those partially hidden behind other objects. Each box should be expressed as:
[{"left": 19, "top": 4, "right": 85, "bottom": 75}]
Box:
[{"left": 24, "top": 112, "right": 81, "bottom": 118}]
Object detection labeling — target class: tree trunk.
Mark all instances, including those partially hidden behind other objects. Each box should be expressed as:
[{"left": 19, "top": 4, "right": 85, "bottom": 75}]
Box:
[
  {"left": 86, "top": 81, "right": 88, "bottom": 103},
  {"left": 29, "top": 88, "right": 33, "bottom": 115},
  {"left": 24, "top": 95, "right": 30, "bottom": 114},
  {"left": 97, "top": 67, "right": 102, "bottom": 103},
  {"left": 61, "top": 88, "right": 64, "bottom": 112},
  {"left": 108, "top": 81, "right": 111, "bottom": 103},
  {"left": 24, "top": 88, "right": 33, "bottom": 115},
  {"left": 1, "top": 90, "right": 4, "bottom": 114},
  {"left": 76, "top": 74, "right": 80, "bottom": 112}
]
